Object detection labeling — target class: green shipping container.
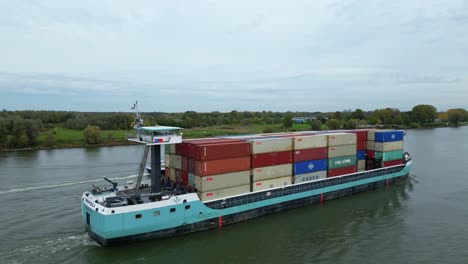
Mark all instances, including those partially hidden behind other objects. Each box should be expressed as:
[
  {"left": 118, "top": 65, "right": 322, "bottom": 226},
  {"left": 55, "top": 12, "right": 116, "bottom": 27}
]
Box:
[
  {"left": 375, "top": 150, "right": 403, "bottom": 161},
  {"left": 328, "top": 155, "right": 357, "bottom": 169}
]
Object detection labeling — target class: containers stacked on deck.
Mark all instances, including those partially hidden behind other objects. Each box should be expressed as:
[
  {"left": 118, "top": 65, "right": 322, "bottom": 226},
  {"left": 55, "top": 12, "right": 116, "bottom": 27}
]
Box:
[
  {"left": 327, "top": 133, "right": 357, "bottom": 177},
  {"left": 292, "top": 135, "right": 328, "bottom": 183},
  {"left": 180, "top": 139, "right": 252, "bottom": 202},
  {"left": 374, "top": 130, "right": 404, "bottom": 167},
  {"left": 351, "top": 130, "right": 367, "bottom": 172},
  {"left": 250, "top": 138, "right": 293, "bottom": 191}
]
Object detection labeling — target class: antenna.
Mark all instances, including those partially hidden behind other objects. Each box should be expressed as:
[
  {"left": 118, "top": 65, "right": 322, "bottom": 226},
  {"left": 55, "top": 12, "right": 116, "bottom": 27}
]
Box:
[{"left": 132, "top": 101, "right": 144, "bottom": 128}]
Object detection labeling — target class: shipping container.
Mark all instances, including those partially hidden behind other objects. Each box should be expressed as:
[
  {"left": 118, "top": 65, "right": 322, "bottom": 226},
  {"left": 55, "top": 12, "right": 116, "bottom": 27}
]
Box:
[
  {"left": 328, "top": 144, "right": 357, "bottom": 158},
  {"left": 252, "top": 175, "right": 292, "bottom": 192},
  {"left": 374, "top": 141, "right": 403, "bottom": 152},
  {"left": 194, "top": 157, "right": 251, "bottom": 177},
  {"left": 198, "top": 184, "right": 250, "bottom": 202},
  {"left": 175, "top": 143, "right": 182, "bottom": 155},
  {"left": 356, "top": 141, "right": 366, "bottom": 151},
  {"left": 293, "top": 159, "right": 327, "bottom": 175},
  {"left": 250, "top": 138, "right": 293, "bottom": 154},
  {"left": 366, "top": 150, "right": 375, "bottom": 159},
  {"left": 252, "top": 164, "right": 293, "bottom": 181},
  {"left": 164, "top": 154, "right": 171, "bottom": 169},
  {"left": 293, "top": 135, "right": 328, "bottom": 150},
  {"left": 170, "top": 144, "right": 176, "bottom": 154},
  {"left": 188, "top": 172, "right": 195, "bottom": 186},
  {"left": 374, "top": 130, "right": 404, "bottom": 142},
  {"left": 328, "top": 155, "right": 357, "bottom": 169},
  {"left": 181, "top": 170, "right": 188, "bottom": 185},
  {"left": 169, "top": 168, "right": 176, "bottom": 182},
  {"left": 375, "top": 150, "right": 403, "bottom": 162},
  {"left": 172, "top": 155, "right": 182, "bottom": 170},
  {"left": 350, "top": 130, "right": 368, "bottom": 141},
  {"left": 252, "top": 151, "right": 293, "bottom": 168},
  {"left": 293, "top": 147, "right": 328, "bottom": 162},
  {"left": 366, "top": 141, "right": 375, "bottom": 150},
  {"left": 327, "top": 133, "right": 357, "bottom": 146},
  {"left": 194, "top": 170, "right": 251, "bottom": 192},
  {"left": 328, "top": 166, "right": 356, "bottom": 177},
  {"left": 293, "top": 170, "right": 327, "bottom": 183},
  {"left": 188, "top": 158, "right": 195, "bottom": 173},
  {"left": 192, "top": 142, "right": 251, "bottom": 161},
  {"left": 358, "top": 160, "right": 366, "bottom": 171},
  {"left": 181, "top": 156, "right": 188, "bottom": 171},
  {"left": 382, "top": 159, "right": 403, "bottom": 167},
  {"left": 367, "top": 130, "right": 377, "bottom": 141},
  {"left": 357, "top": 150, "right": 366, "bottom": 160},
  {"left": 182, "top": 138, "right": 243, "bottom": 158}
]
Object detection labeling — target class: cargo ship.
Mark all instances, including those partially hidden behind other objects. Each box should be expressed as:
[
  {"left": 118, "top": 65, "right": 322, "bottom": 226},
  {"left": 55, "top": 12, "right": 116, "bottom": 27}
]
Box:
[{"left": 81, "top": 109, "right": 412, "bottom": 246}]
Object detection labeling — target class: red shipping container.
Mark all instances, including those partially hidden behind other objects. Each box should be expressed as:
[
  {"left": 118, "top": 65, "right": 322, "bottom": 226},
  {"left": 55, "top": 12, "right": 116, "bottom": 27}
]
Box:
[
  {"left": 252, "top": 151, "right": 293, "bottom": 168},
  {"left": 194, "top": 157, "right": 251, "bottom": 177},
  {"left": 294, "top": 147, "right": 328, "bottom": 162},
  {"left": 175, "top": 143, "right": 182, "bottom": 155},
  {"left": 181, "top": 156, "right": 188, "bottom": 171},
  {"left": 164, "top": 167, "right": 171, "bottom": 178},
  {"left": 182, "top": 138, "right": 242, "bottom": 158},
  {"left": 328, "top": 166, "right": 356, "bottom": 177},
  {"left": 351, "top": 130, "right": 368, "bottom": 141},
  {"left": 193, "top": 142, "right": 251, "bottom": 161},
  {"left": 357, "top": 141, "right": 366, "bottom": 151},
  {"left": 366, "top": 150, "right": 375, "bottom": 159},
  {"left": 188, "top": 158, "right": 195, "bottom": 173},
  {"left": 382, "top": 159, "right": 403, "bottom": 167},
  {"left": 180, "top": 170, "right": 188, "bottom": 184}
]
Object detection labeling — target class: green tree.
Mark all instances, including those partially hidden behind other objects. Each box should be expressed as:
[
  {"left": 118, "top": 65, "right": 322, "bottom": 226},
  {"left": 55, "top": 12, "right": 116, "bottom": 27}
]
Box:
[
  {"left": 345, "top": 118, "right": 359, "bottom": 129},
  {"left": 447, "top": 108, "right": 467, "bottom": 126},
  {"left": 411, "top": 104, "right": 437, "bottom": 125},
  {"left": 327, "top": 119, "right": 341, "bottom": 130},
  {"left": 309, "top": 119, "right": 322, "bottom": 130},
  {"left": 282, "top": 112, "right": 293, "bottom": 129},
  {"left": 84, "top": 125, "right": 100, "bottom": 144},
  {"left": 352, "top": 109, "right": 365, "bottom": 120}
]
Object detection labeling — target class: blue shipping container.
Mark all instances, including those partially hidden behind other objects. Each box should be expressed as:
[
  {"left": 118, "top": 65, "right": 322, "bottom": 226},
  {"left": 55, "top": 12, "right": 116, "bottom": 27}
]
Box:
[
  {"left": 294, "top": 159, "right": 327, "bottom": 175},
  {"left": 357, "top": 150, "right": 366, "bottom": 160},
  {"left": 374, "top": 130, "right": 404, "bottom": 142}
]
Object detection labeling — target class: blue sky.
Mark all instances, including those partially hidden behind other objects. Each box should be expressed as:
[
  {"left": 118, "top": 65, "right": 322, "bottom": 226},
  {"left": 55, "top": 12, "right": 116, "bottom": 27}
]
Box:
[{"left": 1, "top": 0, "right": 467, "bottom": 112}]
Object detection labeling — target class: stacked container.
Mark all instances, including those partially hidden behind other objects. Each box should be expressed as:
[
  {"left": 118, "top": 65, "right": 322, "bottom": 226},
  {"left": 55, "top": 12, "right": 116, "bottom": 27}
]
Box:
[
  {"left": 374, "top": 130, "right": 404, "bottom": 167},
  {"left": 366, "top": 129, "right": 377, "bottom": 170},
  {"left": 351, "top": 130, "right": 368, "bottom": 172},
  {"left": 250, "top": 138, "right": 293, "bottom": 192},
  {"left": 326, "top": 133, "right": 357, "bottom": 177},
  {"left": 292, "top": 135, "right": 328, "bottom": 183}
]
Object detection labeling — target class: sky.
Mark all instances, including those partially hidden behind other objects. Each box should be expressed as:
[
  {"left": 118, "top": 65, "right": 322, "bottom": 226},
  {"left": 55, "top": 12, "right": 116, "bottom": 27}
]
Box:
[{"left": 1, "top": 0, "right": 467, "bottom": 113}]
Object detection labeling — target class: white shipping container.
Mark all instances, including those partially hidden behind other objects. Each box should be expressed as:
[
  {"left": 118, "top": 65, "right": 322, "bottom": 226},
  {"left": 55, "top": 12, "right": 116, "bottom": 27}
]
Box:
[
  {"left": 374, "top": 141, "right": 404, "bottom": 152},
  {"left": 293, "top": 135, "right": 328, "bottom": 150},
  {"left": 172, "top": 155, "right": 182, "bottom": 170},
  {"left": 252, "top": 175, "right": 292, "bottom": 192},
  {"left": 366, "top": 141, "right": 375, "bottom": 150},
  {"left": 326, "top": 133, "right": 357, "bottom": 146},
  {"left": 358, "top": 160, "right": 366, "bottom": 171},
  {"left": 328, "top": 144, "right": 357, "bottom": 158},
  {"left": 164, "top": 154, "right": 172, "bottom": 168},
  {"left": 169, "top": 168, "right": 176, "bottom": 182},
  {"left": 170, "top": 144, "right": 176, "bottom": 154},
  {"left": 198, "top": 184, "right": 250, "bottom": 202},
  {"left": 250, "top": 138, "right": 293, "bottom": 154},
  {"left": 367, "top": 130, "right": 377, "bottom": 141},
  {"left": 194, "top": 170, "right": 251, "bottom": 192},
  {"left": 252, "top": 164, "right": 293, "bottom": 181},
  {"left": 293, "top": 170, "right": 327, "bottom": 183}
]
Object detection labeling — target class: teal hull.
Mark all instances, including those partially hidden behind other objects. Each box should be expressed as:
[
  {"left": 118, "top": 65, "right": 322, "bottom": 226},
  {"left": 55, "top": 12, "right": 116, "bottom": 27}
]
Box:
[{"left": 82, "top": 161, "right": 412, "bottom": 246}]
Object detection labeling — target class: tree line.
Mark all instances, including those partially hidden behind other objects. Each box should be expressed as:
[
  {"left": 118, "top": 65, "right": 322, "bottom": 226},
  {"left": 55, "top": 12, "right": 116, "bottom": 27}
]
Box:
[{"left": 0, "top": 105, "right": 467, "bottom": 149}]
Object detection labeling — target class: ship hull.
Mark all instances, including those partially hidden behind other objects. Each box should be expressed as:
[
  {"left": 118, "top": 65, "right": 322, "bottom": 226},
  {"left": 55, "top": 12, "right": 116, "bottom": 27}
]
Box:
[{"left": 84, "top": 164, "right": 410, "bottom": 246}]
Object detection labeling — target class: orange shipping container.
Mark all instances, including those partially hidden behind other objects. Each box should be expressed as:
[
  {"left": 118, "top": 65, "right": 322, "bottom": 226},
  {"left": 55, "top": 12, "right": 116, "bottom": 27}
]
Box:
[{"left": 194, "top": 157, "right": 251, "bottom": 177}]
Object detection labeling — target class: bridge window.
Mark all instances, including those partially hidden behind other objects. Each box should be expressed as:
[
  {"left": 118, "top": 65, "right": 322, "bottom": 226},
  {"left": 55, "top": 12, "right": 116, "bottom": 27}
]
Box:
[
  {"left": 135, "top": 214, "right": 142, "bottom": 219},
  {"left": 153, "top": 211, "right": 160, "bottom": 216},
  {"left": 185, "top": 205, "right": 191, "bottom": 210},
  {"left": 170, "top": 208, "right": 176, "bottom": 213}
]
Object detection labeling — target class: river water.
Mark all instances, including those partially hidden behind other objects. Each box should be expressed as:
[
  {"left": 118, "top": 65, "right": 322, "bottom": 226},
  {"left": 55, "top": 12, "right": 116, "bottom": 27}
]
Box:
[{"left": 0, "top": 127, "right": 467, "bottom": 264}]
